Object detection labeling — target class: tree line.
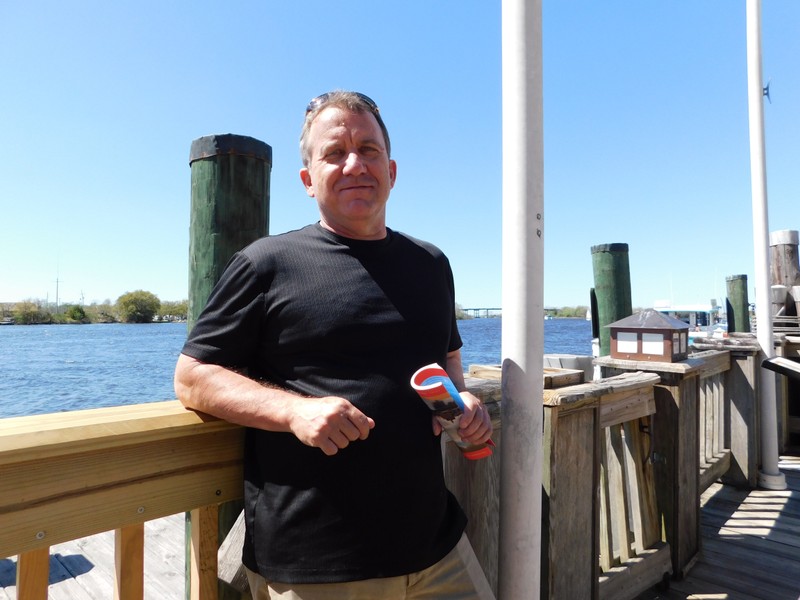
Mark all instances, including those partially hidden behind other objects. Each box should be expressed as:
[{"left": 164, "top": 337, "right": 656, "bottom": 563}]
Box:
[
  {"left": 1, "top": 291, "right": 188, "bottom": 325},
  {"left": 4, "top": 298, "right": 593, "bottom": 325}
]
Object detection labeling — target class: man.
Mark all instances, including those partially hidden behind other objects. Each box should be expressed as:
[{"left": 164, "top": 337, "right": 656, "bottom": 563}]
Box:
[{"left": 174, "top": 90, "right": 494, "bottom": 599}]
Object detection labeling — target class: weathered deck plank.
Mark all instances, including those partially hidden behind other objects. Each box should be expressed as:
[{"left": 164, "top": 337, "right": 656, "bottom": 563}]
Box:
[{"left": 636, "top": 455, "right": 800, "bottom": 600}]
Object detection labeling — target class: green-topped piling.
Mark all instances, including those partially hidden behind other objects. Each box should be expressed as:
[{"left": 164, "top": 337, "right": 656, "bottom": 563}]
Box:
[
  {"left": 186, "top": 133, "right": 272, "bottom": 600},
  {"left": 591, "top": 243, "right": 632, "bottom": 356},
  {"left": 726, "top": 274, "right": 751, "bottom": 333},
  {"left": 188, "top": 134, "right": 272, "bottom": 330}
]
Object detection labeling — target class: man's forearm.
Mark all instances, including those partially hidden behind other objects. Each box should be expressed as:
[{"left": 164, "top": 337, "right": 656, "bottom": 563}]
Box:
[
  {"left": 174, "top": 353, "right": 375, "bottom": 455},
  {"left": 174, "top": 353, "right": 296, "bottom": 432},
  {"left": 445, "top": 349, "right": 467, "bottom": 391}
]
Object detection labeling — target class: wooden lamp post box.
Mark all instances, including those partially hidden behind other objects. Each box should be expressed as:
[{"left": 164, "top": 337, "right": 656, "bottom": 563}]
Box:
[{"left": 608, "top": 309, "right": 690, "bottom": 363}]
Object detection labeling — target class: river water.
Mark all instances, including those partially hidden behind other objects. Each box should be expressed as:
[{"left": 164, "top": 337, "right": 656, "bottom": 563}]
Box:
[{"left": 0, "top": 318, "right": 592, "bottom": 418}]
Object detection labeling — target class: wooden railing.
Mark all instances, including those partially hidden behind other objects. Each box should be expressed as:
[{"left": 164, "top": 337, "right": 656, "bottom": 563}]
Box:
[
  {"left": 692, "top": 336, "right": 765, "bottom": 489},
  {"left": 0, "top": 383, "right": 506, "bottom": 600},
  {"left": 541, "top": 372, "right": 671, "bottom": 600},
  {"left": 595, "top": 340, "right": 771, "bottom": 588},
  {"left": 694, "top": 350, "right": 732, "bottom": 491},
  {"left": 0, "top": 401, "right": 244, "bottom": 600},
  {"left": 464, "top": 367, "right": 670, "bottom": 600},
  {"left": 596, "top": 382, "right": 668, "bottom": 598},
  {"left": 1, "top": 346, "right": 773, "bottom": 599}
]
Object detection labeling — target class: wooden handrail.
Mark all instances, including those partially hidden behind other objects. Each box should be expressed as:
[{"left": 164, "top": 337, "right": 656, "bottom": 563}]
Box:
[{"left": 0, "top": 400, "right": 244, "bottom": 599}]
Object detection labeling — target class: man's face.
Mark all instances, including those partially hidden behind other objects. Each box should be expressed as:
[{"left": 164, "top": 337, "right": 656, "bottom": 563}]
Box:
[{"left": 300, "top": 106, "right": 397, "bottom": 240}]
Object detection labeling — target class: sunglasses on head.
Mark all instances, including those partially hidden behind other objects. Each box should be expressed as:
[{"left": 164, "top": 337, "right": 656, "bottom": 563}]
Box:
[{"left": 305, "top": 92, "right": 380, "bottom": 115}]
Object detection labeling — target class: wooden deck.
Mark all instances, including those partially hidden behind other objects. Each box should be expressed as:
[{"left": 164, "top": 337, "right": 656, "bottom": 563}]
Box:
[
  {"left": 638, "top": 454, "right": 800, "bottom": 600},
  {"left": 2, "top": 457, "right": 798, "bottom": 600}
]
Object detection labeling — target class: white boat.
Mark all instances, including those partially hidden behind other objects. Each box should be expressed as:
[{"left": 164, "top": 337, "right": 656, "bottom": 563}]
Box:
[{"left": 653, "top": 302, "right": 727, "bottom": 342}]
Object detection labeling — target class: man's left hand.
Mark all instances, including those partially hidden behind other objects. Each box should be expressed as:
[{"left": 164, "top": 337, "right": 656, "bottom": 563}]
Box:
[{"left": 432, "top": 390, "right": 493, "bottom": 444}]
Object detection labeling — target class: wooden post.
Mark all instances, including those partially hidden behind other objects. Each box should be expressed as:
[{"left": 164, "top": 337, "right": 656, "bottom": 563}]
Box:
[
  {"left": 187, "top": 134, "right": 272, "bottom": 599},
  {"left": 115, "top": 523, "right": 145, "bottom": 600},
  {"left": 188, "top": 134, "right": 272, "bottom": 328},
  {"left": 724, "top": 347, "right": 761, "bottom": 488},
  {"left": 769, "top": 230, "right": 800, "bottom": 288},
  {"left": 725, "top": 274, "right": 751, "bottom": 333},
  {"left": 17, "top": 547, "right": 50, "bottom": 600},
  {"left": 541, "top": 400, "right": 599, "bottom": 599},
  {"left": 591, "top": 244, "right": 632, "bottom": 357},
  {"left": 190, "top": 506, "right": 220, "bottom": 600}
]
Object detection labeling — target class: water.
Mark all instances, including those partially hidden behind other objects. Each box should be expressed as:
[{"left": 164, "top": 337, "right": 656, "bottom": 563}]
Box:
[
  {"left": 0, "top": 323, "right": 188, "bottom": 418},
  {"left": 458, "top": 317, "right": 592, "bottom": 366},
  {"left": 0, "top": 318, "right": 592, "bottom": 418}
]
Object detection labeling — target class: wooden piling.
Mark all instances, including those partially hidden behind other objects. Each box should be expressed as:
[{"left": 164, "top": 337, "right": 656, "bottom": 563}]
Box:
[
  {"left": 725, "top": 274, "right": 751, "bottom": 333},
  {"left": 188, "top": 134, "right": 272, "bottom": 329},
  {"left": 769, "top": 230, "right": 800, "bottom": 288},
  {"left": 187, "top": 133, "right": 272, "bottom": 600},
  {"left": 591, "top": 244, "right": 632, "bottom": 356}
]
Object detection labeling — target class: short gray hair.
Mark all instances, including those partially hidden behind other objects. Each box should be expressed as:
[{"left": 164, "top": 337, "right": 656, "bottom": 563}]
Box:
[{"left": 299, "top": 90, "right": 391, "bottom": 167}]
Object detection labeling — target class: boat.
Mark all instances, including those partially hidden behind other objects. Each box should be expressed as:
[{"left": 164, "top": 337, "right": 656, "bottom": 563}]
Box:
[{"left": 652, "top": 301, "right": 727, "bottom": 342}]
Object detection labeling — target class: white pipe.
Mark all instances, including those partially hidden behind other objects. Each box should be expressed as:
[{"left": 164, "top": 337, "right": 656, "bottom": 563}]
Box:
[
  {"left": 500, "top": 0, "right": 544, "bottom": 597},
  {"left": 746, "top": 0, "right": 786, "bottom": 490}
]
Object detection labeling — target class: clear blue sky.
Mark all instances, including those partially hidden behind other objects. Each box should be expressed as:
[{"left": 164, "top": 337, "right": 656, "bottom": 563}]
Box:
[{"left": 2, "top": 2, "right": 798, "bottom": 310}]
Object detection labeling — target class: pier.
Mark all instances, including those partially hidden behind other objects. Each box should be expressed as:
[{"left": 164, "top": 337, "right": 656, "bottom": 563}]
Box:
[{"left": 2, "top": 332, "right": 799, "bottom": 599}]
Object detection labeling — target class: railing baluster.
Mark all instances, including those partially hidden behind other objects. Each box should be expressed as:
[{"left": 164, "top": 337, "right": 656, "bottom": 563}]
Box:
[
  {"left": 606, "top": 424, "right": 630, "bottom": 565},
  {"left": 115, "top": 523, "right": 145, "bottom": 600},
  {"left": 189, "top": 505, "right": 219, "bottom": 600},
  {"left": 16, "top": 547, "right": 50, "bottom": 600},
  {"left": 637, "top": 415, "right": 660, "bottom": 550},
  {"left": 622, "top": 419, "right": 645, "bottom": 555},
  {"left": 699, "top": 378, "right": 708, "bottom": 466},
  {"left": 599, "top": 435, "right": 614, "bottom": 573},
  {"left": 716, "top": 373, "right": 725, "bottom": 457}
]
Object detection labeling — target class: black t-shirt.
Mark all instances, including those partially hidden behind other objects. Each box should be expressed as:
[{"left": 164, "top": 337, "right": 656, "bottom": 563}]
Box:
[{"left": 182, "top": 223, "right": 467, "bottom": 583}]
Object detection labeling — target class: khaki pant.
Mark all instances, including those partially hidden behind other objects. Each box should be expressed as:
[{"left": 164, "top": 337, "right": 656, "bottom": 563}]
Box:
[{"left": 245, "top": 533, "right": 495, "bottom": 600}]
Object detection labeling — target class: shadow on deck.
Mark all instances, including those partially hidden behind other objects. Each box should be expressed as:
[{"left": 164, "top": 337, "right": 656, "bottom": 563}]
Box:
[{"left": 637, "top": 455, "right": 800, "bottom": 600}]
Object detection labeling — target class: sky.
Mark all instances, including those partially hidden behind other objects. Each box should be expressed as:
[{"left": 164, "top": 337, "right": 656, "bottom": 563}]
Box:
[{"left": 1, "top": 1, "right": 798, "bottom": 311}]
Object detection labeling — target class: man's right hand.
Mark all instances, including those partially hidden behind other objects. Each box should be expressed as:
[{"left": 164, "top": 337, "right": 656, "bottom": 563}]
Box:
[
  {"left": 288, "top": 397, "right": 375, "bottom": 456},
  {"left": 175, "top": 353, "right": 374, "bottom": 457}
]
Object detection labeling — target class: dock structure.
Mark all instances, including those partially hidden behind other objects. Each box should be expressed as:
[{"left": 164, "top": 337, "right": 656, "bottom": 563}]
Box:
[
  {"left": 1, "top": 439, "right": 798, "bottom": 599},
  {"left": 2, "top": 336, "right": 799, "bottom": 600}
]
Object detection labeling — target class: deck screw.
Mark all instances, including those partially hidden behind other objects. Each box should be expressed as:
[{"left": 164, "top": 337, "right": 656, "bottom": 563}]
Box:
[
  {"left": 137, "top": 506, "right": 145, "bottom": 514},
  {"left": 36, "top": 531, "right": 46, "bottom": 540},
  {"left": 215, "top": 489, "right": 222, "bottom": 496}
]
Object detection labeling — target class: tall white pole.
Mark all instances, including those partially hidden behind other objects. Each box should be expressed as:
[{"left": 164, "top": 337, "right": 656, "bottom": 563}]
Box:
[
  {"left": 745, "top": 0, "right": 786, "bottom": 490},
  {"left": 500, "top": 0, "right": 544, "bottom": 597}
]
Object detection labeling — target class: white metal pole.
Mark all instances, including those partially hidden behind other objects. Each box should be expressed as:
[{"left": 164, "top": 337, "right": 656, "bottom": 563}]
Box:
[
  {"left": 500, "top": 0, "right": 544, "bottom": 596},
  {"left": 745, "top": 0, "right": 786, "bottom": 490}
]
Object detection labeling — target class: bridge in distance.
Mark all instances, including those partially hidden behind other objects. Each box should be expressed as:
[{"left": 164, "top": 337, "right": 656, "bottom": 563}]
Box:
[{"left": 461, "top": 307, "right": 561, "bottom": 318}]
